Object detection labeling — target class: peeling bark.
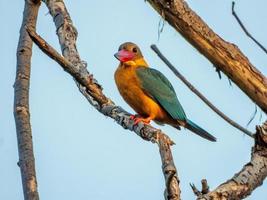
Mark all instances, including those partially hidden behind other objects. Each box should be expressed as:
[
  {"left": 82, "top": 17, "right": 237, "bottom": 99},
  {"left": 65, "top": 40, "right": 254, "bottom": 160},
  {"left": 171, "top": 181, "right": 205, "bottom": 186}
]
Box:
[
  {"left": 14, "top": 0, "right": 41, "bottom": 199},
  {"left": 147, "top": 0, "right": 267, "bottom": 113}
]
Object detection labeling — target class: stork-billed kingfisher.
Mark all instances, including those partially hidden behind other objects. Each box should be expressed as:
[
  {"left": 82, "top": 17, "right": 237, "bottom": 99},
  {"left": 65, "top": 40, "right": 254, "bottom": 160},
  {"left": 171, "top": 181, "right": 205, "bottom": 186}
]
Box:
[{"left": 114, "top": 42, "right": 216, "bottom": 142}]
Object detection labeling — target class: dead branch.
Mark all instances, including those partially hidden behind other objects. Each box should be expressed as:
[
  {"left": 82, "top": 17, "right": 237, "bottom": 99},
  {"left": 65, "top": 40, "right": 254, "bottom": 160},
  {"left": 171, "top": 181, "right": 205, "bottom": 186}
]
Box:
[
  {"left": 232, "top": 2, "right": 267, "bottom": 54},
  {"left": 147, "top": 0, "right": 267, "bottom": 113},
  {"left": 14, "top": 0, "right": 41, "bottom": 199},
  {"left": 33, "top": 1, "right": 181, "bottom": 199},
  {"left": 151, "top": 44, "right": 254, "bottom": 138},
  {"left": 190, "top": 179, "right": 210, "bottom": 197},
  {"left": 194, "top": 121, "right": 267, "bottom": 200}
]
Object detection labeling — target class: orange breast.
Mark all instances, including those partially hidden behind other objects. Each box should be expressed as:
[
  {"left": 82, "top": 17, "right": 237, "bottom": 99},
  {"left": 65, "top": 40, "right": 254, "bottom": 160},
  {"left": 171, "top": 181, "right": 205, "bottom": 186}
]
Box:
[{"left": 114, "top": 64, "right": 174, "bottom": 124}]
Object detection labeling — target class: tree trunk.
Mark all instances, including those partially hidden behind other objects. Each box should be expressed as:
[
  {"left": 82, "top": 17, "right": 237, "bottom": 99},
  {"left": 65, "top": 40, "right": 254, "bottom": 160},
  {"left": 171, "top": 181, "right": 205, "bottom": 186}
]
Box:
[{"left": 14, "top": 0, "right": 41, "bottom": 199}]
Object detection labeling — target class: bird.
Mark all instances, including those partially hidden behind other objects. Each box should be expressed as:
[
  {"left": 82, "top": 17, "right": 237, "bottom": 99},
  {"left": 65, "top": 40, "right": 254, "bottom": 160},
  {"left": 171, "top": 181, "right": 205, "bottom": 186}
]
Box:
[{"left": 114, "top": 42, "right": 216, "bottom": 142}]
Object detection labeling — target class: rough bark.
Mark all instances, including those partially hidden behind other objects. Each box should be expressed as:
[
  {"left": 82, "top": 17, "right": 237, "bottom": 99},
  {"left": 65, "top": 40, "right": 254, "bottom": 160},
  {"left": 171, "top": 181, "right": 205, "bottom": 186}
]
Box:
[
  {"left": 147, "top": 0, "right": 267, "bottom": 113},
  {"left": 14, "top": 0, "right": 41, "bottom": 199},
  {"left": 196, "top": 121, "right": 267, "bottom": 200},
  {"left": 37, "top": 0, "right": 181, "bottom": 199}
]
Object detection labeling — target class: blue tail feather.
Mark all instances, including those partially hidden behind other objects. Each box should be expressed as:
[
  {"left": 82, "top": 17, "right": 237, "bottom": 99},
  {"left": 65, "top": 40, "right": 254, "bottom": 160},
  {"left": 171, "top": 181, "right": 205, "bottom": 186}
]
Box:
[{"left": 185, "top": 119, "right": 216, "bottom": 142}]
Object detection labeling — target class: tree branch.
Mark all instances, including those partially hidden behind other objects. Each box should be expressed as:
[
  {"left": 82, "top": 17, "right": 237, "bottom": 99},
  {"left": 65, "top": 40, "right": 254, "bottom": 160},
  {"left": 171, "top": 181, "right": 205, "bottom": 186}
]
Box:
[
  {"left": 147, "top": 0, "right": 267, "bottom": 113},
  {"left": 151, "top": 44, "right": 254, "bottom": 138},
  {"left": 27, "top": 23, "right": 180, "bottom": 200},
  {"left": 190, "top": 179, "right": 209, "bottom": 196},
  {"left": 232, "top": 2, "right": 267, "bottom": 55},
  {"left": 194, "top": 121, "right": 267, "bottom": 200},
  {"left": 14, "top": 0, "right": 41, "bottom": 199},
  {"left": 33, "top": 1, "right": 180, "bottom": 199}
]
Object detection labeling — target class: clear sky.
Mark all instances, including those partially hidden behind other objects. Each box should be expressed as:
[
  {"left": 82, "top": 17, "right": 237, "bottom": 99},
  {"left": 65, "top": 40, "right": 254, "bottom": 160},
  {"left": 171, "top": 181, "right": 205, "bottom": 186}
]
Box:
[{"left": 1, "top": 0, "right": 267, "bottom": 199}]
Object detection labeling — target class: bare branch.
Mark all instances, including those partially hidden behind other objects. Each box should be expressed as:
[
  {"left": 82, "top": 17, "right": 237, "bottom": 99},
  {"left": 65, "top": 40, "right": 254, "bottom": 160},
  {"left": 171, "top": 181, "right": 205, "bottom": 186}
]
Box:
[
  {"left": 232, "top": 2, "right": 267, "bottom": 54},
  {"left": 147, "top": 0, "right": 267, "bottom": 113},
  {"left": 151, "top": 44, "right": 254, "bottom": 138},
  {"left": 195, "top": 121, "right": 267, "bottom": 200},
  {"left": 33, "top": 1, "right": 181, "bottom": 198},
  {"left": 14, "top": 0, "right": 41, "bottom": 199},
  {"left": 190, "top": 179, "right": 210, "bottom": 197},
  {"left": 201, "top": 179, "right": 210, "bottom": 194},
  {"left": 190, "top": 183, "right": 201, "bottom": 196}
]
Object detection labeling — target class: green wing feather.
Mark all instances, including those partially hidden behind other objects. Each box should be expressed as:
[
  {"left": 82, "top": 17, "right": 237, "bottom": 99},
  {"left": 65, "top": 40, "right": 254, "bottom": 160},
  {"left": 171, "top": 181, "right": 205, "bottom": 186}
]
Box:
[
  {"left": 136, "top": 67, "right": 186, "bottom": 121},
  {"left": 136, "top": 67, "right": 216, "bottom": 142}
]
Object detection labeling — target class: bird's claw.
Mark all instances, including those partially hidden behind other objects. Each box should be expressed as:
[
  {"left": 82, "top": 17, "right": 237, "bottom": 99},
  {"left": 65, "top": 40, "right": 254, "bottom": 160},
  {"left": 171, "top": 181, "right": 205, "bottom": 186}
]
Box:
[
  {"left": 129, "top": 114, "right": 138, "bottom": 120},
  {"left": 134, "top": 118, "right": 150, "bottom": 125},
  {"left": 129, "top": 115, "right": 151, "bottom": 125},
  {"left": 134, "top": 117, "right": 151, "bottom": 125}
]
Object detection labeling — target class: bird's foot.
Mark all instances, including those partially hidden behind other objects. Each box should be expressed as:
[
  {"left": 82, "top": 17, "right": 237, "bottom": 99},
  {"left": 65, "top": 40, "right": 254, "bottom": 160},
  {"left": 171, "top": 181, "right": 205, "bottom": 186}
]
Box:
[
  {"left": 133, "top": 117, "right": 152, "bottom": 125},
  {"left": 129, "top": 115, "right": 152, "bottom": 125},
  {"left": 129, "top": 114, "right": 139, "bottom": 120}
]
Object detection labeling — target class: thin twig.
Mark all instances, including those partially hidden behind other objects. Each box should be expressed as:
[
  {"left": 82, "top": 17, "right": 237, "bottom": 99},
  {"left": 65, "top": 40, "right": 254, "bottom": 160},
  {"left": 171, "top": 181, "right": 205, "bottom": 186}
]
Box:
[
  {"left": 232, "top": 1, "right": 267, "bottom": 54},
  {"left": 151, "top": 44, "right": 254, "bottom": 138},
  {"left": 247, "top": 105, "right": 257, "bottom": 127},
  {"left": 27, "top": 27, "right": 181, "bottom": 200},
  {"left": 190, "top": 179, "right": 209, "bottom": 197},
  {"left": 190, "top": 183, "right": 201, "bottom": 196},
  {"left": 14, "top": 0, "right": 41, "bottom": 199}
]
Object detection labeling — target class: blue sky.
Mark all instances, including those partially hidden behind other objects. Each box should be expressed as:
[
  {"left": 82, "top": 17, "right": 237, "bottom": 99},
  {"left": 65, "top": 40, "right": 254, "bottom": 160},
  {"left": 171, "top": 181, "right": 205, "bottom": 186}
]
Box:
[{"left": 1, "top": 0, "right": 267, "bottom": 199}]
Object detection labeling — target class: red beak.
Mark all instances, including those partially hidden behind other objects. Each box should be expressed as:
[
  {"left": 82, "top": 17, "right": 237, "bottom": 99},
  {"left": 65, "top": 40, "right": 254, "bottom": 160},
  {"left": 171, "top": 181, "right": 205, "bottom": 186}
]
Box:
[{"left": 114, "top": 50, "right": 135, "bottom": 62}]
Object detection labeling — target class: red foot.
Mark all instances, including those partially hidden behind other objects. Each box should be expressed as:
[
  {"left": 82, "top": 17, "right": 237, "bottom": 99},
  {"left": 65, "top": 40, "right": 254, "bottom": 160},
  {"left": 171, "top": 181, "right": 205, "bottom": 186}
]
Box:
[
  {"left": 129, "top": 114, "right": 138, "bottom": 120},
  {"left": 129, "top": 115, "right": 152, "bottom": 125},
  {"left": 134, "top": 118, "right": 151, "bottom": 125}
]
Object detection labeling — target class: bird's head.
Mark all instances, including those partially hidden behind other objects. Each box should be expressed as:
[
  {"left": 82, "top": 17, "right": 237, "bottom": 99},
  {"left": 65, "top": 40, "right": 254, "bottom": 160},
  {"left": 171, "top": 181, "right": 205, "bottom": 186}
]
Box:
[{"left": 114, "top": 42, "right": 144, "bottom": 66}]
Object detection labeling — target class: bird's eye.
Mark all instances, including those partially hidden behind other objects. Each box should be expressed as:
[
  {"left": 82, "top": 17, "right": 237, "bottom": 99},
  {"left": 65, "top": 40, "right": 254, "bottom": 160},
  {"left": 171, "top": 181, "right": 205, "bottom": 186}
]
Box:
[{"left": 132, "top": 47, "right": 138, "bottom": 53}]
